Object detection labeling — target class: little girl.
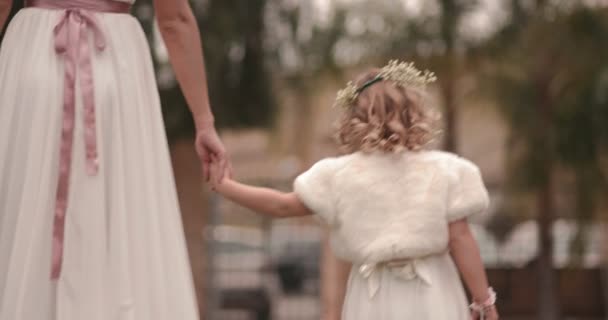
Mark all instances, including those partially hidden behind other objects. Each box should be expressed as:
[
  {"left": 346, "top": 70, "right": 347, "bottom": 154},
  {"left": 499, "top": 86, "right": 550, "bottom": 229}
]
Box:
[{"left": 209, "top": 61, "right": 499, "bottom": 320}]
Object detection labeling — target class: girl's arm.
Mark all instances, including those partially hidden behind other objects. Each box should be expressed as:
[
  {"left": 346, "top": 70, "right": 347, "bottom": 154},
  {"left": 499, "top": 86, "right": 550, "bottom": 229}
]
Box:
[
  {"left": 448, "top": 219, "right": 499, "bottom": 318},
  {"left": 214, "top": 178, "right": 313, "bottom": 218},
  {"left": 0, "top": 0, "right": 13, "bottom": 32}
]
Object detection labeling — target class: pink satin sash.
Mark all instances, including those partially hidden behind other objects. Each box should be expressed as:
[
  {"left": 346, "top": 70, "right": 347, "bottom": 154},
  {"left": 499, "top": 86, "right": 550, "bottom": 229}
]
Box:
[{"left": 25, "top": 0, "right": 131, "bottom": 280}]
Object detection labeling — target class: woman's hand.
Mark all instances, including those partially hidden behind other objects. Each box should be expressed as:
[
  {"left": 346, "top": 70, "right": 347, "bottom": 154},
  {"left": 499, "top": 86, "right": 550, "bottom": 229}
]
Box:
[
  {"left": 154, "top": 0, "right": 229, "bottom": 182},
  {"left": 194, "top": 123, "right": 230, "bottom": 183}
]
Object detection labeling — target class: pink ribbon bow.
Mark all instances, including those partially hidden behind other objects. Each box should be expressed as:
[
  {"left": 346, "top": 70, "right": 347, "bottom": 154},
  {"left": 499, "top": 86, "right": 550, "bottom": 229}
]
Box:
[
  {"left": 51, "top": 8, "right": 105, "bottom": 280},
  {"left": 26, "top": 0, "right": 131, "bottom": 280}
]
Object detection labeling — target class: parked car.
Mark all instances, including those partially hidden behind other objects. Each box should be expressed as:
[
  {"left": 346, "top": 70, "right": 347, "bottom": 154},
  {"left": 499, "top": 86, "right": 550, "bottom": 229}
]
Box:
[
  {"left": 269, "top": 224, "right": 322, "bottom": 294},
  {"left": 208, "top": 225, "right": 273, "bottom": 320}
]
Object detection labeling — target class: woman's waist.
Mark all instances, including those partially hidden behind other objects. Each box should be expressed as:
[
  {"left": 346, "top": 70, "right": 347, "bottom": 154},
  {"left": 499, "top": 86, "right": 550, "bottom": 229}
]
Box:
[
  {"left": 25, "top": 0, "right": 132, "bottom": 13},
  {"left": 10, "top": 1, "right": 139, "bottom": 38}
]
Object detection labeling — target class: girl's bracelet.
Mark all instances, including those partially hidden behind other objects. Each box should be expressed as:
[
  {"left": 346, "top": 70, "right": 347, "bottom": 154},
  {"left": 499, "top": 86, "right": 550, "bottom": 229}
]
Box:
[{"left": 469, "top": 287, "right": 497, "bottom": 319}]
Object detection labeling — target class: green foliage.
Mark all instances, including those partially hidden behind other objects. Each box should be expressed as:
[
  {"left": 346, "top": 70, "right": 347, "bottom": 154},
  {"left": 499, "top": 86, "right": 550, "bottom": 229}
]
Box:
[
  {"left": 264, "top": 1, "right": 346, "bottom": 83},
  {"left": 132, "top": 0, "right": 275, "bottom": 142},
  {"left": 197, "top": 0, "right": 274, "bottom": 130},
  {"left": 483, "top": 5, "right": 608, "bottom": 212}
]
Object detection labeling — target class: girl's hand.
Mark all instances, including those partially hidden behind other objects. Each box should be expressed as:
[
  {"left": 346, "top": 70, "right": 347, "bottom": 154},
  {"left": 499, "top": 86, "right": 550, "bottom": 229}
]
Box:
[
  {"left": 471, "top": 305, "right": 499, "bottom": 320},
  {"left": 208, "top": 156, "right": 226, "bottom": 192}
]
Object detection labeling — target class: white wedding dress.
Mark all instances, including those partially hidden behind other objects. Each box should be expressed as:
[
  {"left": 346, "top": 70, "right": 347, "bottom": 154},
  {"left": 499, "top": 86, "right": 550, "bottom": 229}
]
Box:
[{"left": 0, "top": 1, "right": 199, "bottom": 319}]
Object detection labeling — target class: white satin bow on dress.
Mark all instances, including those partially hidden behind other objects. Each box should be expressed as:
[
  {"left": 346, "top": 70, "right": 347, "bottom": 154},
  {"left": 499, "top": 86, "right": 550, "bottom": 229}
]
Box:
[{"left": 358, "top": 254, "right": 439, "bottom": 299}]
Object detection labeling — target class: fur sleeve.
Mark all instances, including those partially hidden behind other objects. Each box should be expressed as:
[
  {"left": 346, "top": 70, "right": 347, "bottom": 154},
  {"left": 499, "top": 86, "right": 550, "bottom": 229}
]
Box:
[
  {"left": 446, "top": 156, "right": 490, "bottom": 222},
  {"left": 293, "top": 158, "right": 339, "bottom": 226}
]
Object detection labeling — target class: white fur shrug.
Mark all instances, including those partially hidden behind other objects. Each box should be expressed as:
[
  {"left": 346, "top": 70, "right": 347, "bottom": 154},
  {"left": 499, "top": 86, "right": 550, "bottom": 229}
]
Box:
[{"left": 294, "top": 151, "right": 489, "bottom": 264}]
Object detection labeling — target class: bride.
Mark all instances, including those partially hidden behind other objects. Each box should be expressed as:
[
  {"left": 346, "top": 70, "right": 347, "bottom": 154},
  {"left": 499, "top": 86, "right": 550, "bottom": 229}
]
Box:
[{"left": 0, "top": 0, "right": 228, "bottom": 319}]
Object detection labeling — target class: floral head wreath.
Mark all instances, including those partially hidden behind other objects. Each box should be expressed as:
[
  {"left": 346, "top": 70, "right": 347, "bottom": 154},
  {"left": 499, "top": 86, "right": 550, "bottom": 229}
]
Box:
[{"left": 333, "top": 60, "right": 437, "bottom": 109}]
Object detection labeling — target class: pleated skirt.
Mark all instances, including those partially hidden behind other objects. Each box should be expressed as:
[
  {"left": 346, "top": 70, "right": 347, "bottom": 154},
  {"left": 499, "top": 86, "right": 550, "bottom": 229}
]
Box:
[{"left": 0, "top": 8, "right": 199, "bottom": 320}]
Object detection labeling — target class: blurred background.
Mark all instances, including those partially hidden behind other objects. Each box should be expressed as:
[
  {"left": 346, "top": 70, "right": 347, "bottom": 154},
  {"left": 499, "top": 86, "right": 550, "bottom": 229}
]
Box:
[{"left": 3, "top": 0, "right": 608, "bottom": 319}]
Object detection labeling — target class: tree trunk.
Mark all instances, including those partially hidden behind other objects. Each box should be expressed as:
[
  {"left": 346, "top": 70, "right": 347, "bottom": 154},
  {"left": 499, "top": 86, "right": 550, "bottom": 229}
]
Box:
[
  {"left": 537, "top": 177, "right": 559, "bottom": 319},
  {"left": 511, "top": 0, "right": 525, "bottom": 21},
  {"left": 536, "top": 0, "right": 548, "bottom": 10},
  {"left": 293, "top": 84, "right": 314, "bottom": 166},
  {"left": 439, "top": 0, "right": 459, "bottom": 152},
  {"left": 536, "top": 72, "right": 560, "bottom": 319},
  {"left": 602, "top": 224, "right": 608, "bottom": 320},
  {"left": 442, "top": 67, "right": 457, "bottom": 152},
  {"left": 569, "top": 168, "right": 594, "bottom": 266}
]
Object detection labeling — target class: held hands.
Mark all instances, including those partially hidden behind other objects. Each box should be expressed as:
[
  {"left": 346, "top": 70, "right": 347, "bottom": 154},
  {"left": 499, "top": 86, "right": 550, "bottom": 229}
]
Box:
[
  {"left": 194, "top": 121, "right": 231, "bottom": 183},
  {"left": 208, "top": 154, "right": 228, "bottom": 191}
]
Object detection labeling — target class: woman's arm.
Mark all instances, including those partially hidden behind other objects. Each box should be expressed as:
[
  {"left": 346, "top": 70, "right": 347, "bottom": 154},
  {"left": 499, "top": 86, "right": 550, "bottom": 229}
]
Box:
[
  {"left": 213, "top": 177, "right": 313, "bottom": 218},
  {"left": 154, "top": 0, "right": 228, "bottom": 180},
  {"left": 0, "top": 0, "right": 13, "bottom": 33},
  {"left": 154, "top": 0, "right": 211, "bottom": 126},
  {"left": 449, "top": 219, "right": 499, "bottom": 318}
]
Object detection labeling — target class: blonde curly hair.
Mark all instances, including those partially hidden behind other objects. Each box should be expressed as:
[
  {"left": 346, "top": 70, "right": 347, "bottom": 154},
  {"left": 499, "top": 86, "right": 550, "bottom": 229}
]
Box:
[{"left": 336, "top": 69, "right": 440, "bottom": 154}]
